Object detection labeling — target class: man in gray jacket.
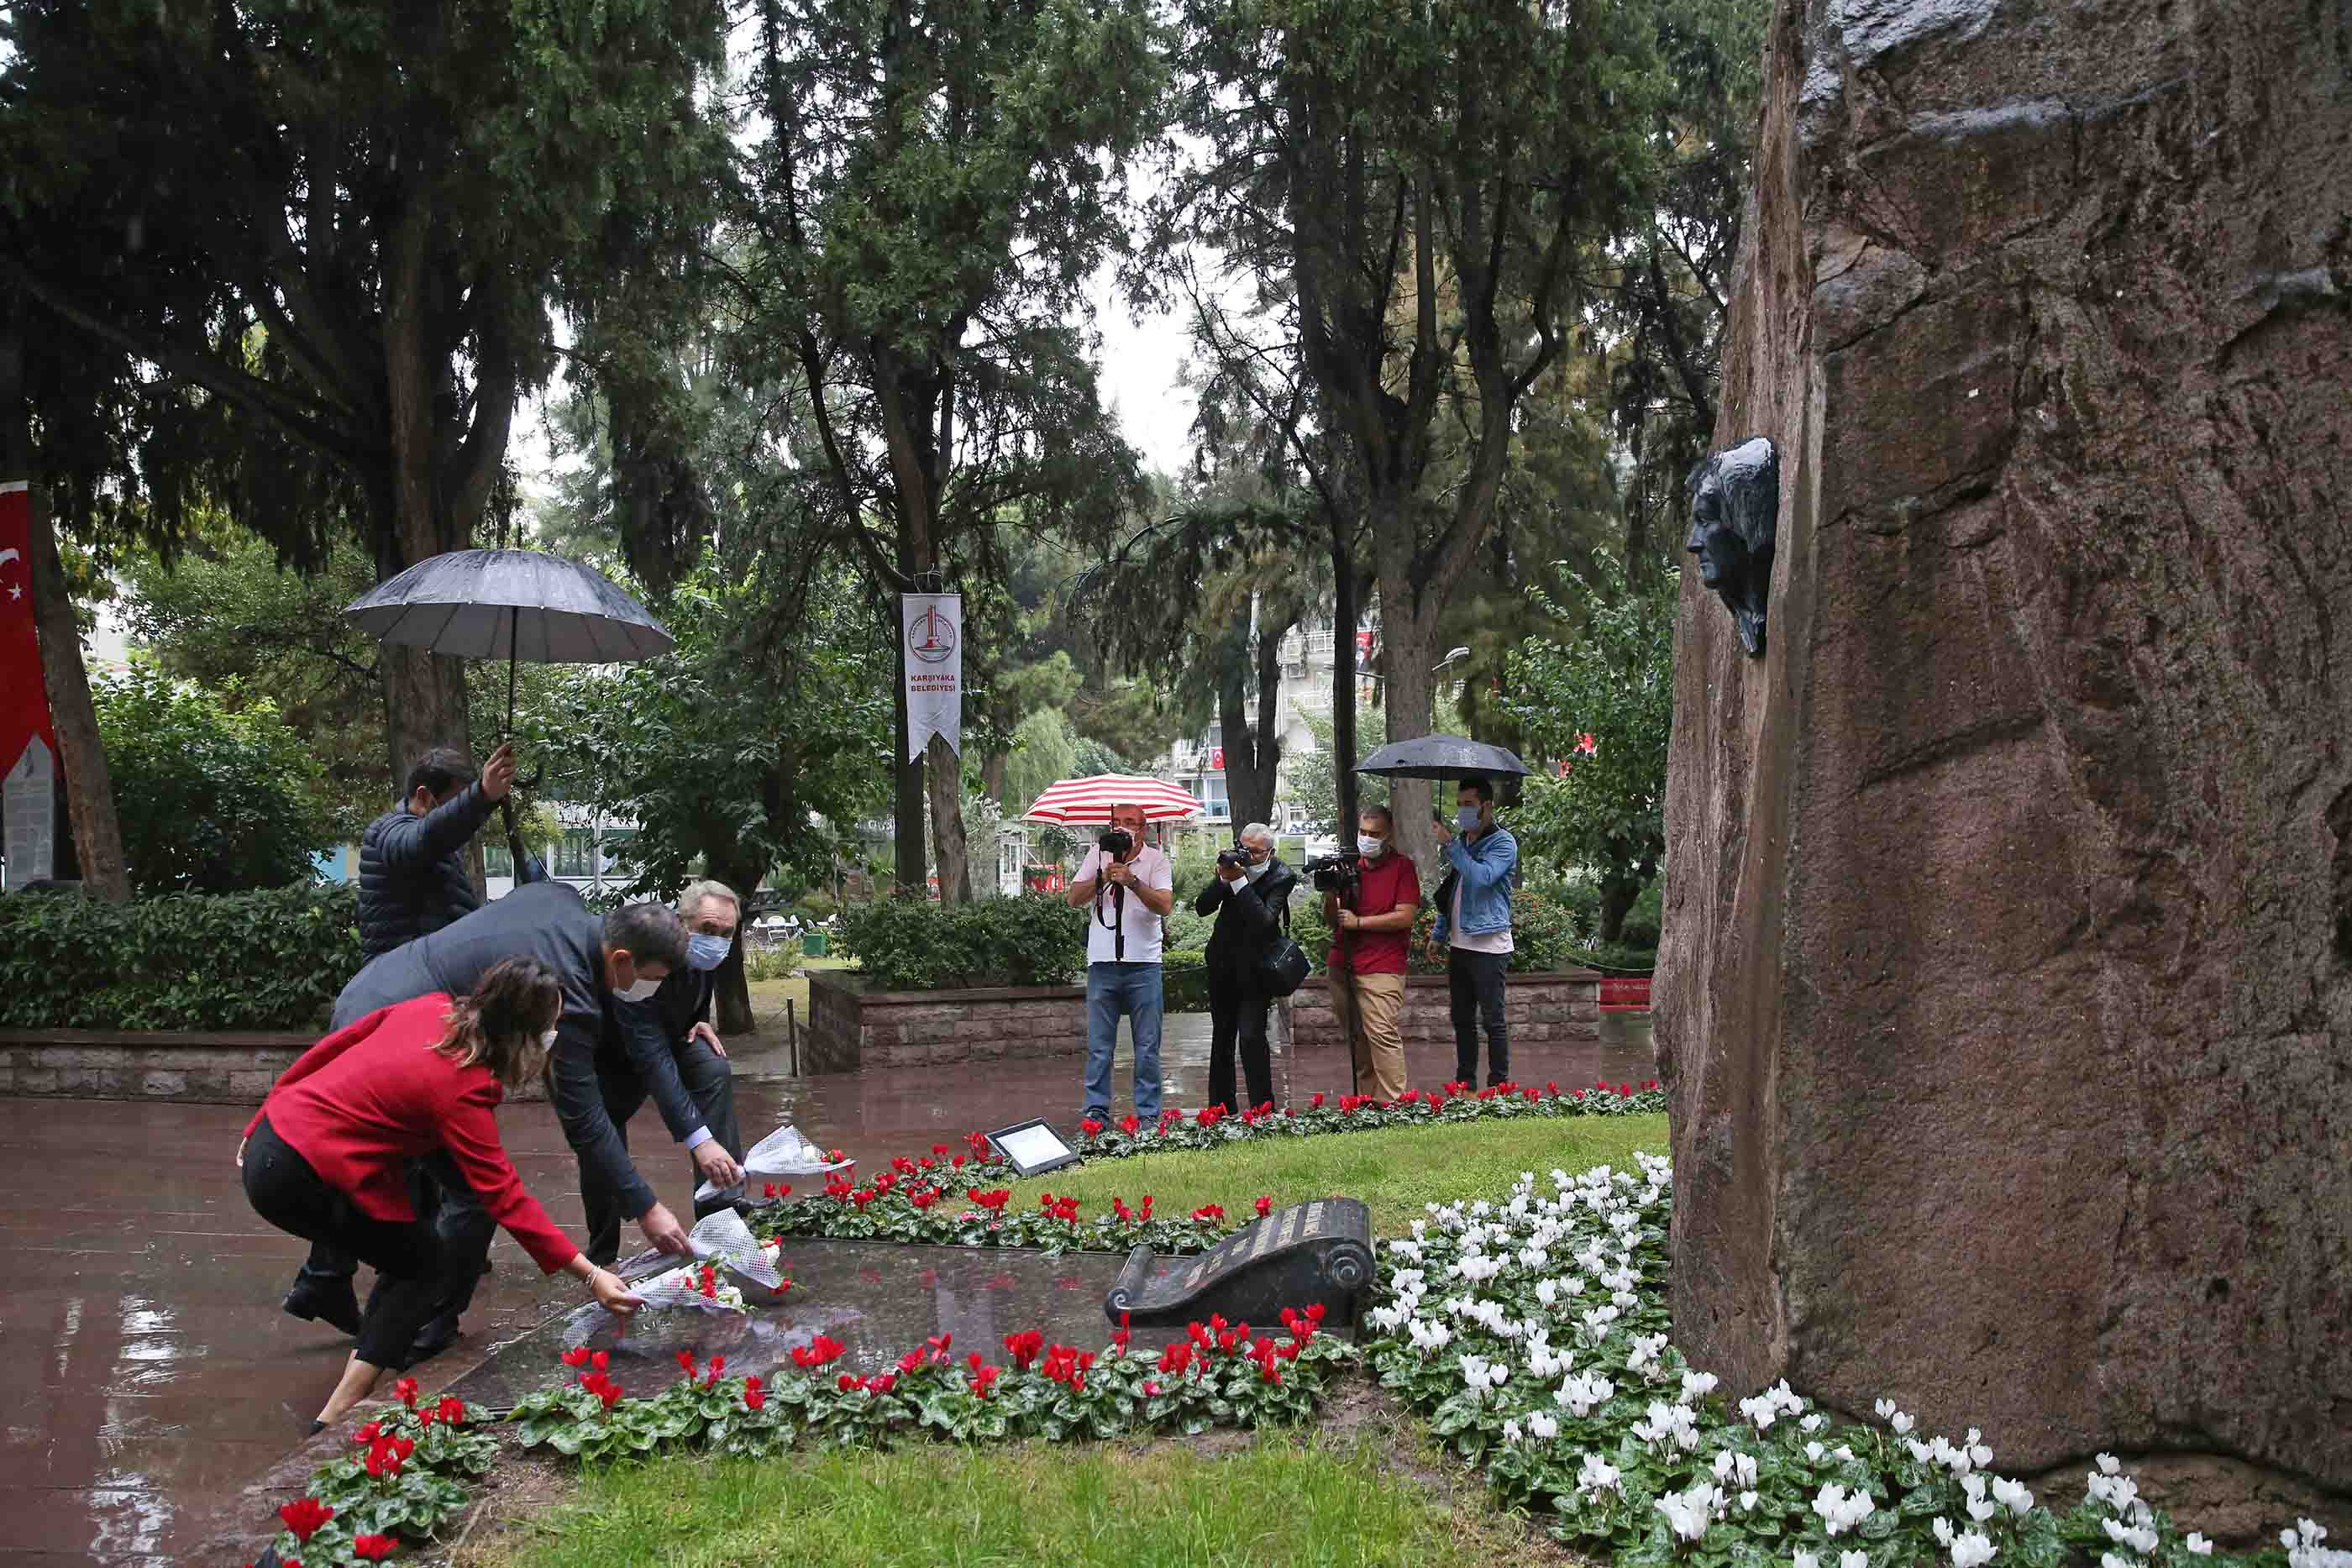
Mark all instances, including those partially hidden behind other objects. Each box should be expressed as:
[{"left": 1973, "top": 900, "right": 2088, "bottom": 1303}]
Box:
[
  {"left": 356, "top": 745, "right": 516, "bottom": 961},
  {"left": 281, "top": 884, "right": 739, "bottom": 1355}
]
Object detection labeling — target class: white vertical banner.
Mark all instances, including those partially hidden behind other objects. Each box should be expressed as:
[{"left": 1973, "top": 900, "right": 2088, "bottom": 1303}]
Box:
[{"left": 901, "top": 592, "right": 963, "bottom": 762}]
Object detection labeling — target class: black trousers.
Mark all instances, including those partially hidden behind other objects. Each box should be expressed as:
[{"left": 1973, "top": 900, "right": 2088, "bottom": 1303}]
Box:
[
  {"left": 1447, "top": 947, "right": 1511, "bottom": 1087},
  {"left": 244, "top": 1118, "right": 475, "bottom": 1368},
  {"left": 294, "top": 1156, "right": 491, "bottom": 1334},
  {"left": 1206, "top": 971, "right": 1275, "bottom": 1117},
  {"left": 582, "top": 1036, "right": 742, "bottom": 1266}
]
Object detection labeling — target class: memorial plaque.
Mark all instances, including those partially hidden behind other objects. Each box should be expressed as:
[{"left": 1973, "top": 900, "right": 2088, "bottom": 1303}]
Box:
[{"left": 1105, "top": 1198, "right": 1374, "bottom": 1330}]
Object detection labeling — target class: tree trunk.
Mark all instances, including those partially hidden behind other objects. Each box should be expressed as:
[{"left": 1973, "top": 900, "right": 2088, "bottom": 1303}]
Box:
[
  {"left": 712, "top": 942, "right": 754, "bottom": 1036},
  {"left": 1598, "top": 868, "right": 1643, "bottom": 945},
  {"left": 24, "top": 486, "right": 130, "bottom": 900},
  {"left": 980, "top": 748, "right": 1009, "bottom": 802},
  {"left": 1217, "top": 616, "right": 1284, "bottom": 831},
  {"left": 926, "top": 732, "right": 970, "bottom": 902},
  {"left": 1331, "top": 514, "right": 1359, "bottom": 840}
]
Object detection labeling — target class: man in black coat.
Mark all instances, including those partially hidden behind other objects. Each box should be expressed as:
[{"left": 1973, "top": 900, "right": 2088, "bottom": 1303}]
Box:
[
  {"left": 356, "top": 746, "right": 516, "bottom": 961},
  {"left": 620, "top": 878, "right": 748, "bottom": 1242},
  {"left": 1194, "top": 822, "right": 1298, "bottom": 1117},
  {"left": 281, "top": 884, "right": 740, "bottom": 1350}
]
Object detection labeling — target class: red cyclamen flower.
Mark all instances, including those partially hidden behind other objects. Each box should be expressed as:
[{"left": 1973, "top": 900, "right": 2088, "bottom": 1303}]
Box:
[
  {"left": 1254, "top": 1196, "right": 1273, "bottom": 1219},
  {"left": 350, "top": 1534, "right": 397, "bottom": 1561},
  {"left": 278, "top": 1497, "right": 333, "bottom": 1542},
  {"left": 561, "top": 1346, "right": 591, "bottom": 1367},
  {"left": 394, "top": 1377, "right": 419, "bottom": 1408}
]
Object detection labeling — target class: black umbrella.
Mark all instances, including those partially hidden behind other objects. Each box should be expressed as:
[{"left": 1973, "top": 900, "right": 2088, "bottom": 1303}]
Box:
[
  {"left": 344, "top": 548, "right": 674, "bottom": 867},
  {"left": 344, "top": 548, "right": 674, "bottom": 733},
  {"left": 1352, "top": 734, "right": 1531, "bottom": 781}
]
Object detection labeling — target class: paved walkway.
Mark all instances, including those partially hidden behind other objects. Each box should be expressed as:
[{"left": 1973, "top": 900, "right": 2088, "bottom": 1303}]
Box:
[{"left": 0, "top": 1012, "right": 1655, "bottom": 1565}]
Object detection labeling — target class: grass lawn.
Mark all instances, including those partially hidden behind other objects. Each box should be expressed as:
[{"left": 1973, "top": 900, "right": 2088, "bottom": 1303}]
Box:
[
  {"left": 1006, "top": 1113, "right": 1671, "bottom": 1236},
  {"left": 452, "top": 1117, "right": 1662, "bottom": 1566},
  {"left": 467, "top": 1425, "right": 1566, "bottom": 1568},
  {"left": 742, "top": 956, "right": 854, "bottom": 1034}
]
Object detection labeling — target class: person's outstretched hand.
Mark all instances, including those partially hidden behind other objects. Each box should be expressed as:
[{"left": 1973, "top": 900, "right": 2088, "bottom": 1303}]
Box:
[
  {"left": 590, "top": 1267, "right": 643, "bottom": 1317},
  {"left": 693, "top": 1141, "right": 744, "bottom": 1189},
  {"left": 480, "top": 742, "right": 517, "bottom": 802},
  {"left": 639, "top": 1202, "right": 691, "bottom": 1256}
]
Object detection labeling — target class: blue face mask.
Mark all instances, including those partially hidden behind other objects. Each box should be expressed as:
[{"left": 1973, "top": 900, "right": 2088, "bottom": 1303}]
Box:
[
  {"left": 1457, "top": 806, "right": 1483, "bottom": 832},
  {"left": 685, "top": 932, "right": 730, "bottom": 971}
]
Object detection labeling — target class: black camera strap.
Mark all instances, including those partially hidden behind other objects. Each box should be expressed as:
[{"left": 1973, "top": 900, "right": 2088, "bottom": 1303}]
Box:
[{"left": 1095, "top": 861, "right": 1127, "bottom": 962}]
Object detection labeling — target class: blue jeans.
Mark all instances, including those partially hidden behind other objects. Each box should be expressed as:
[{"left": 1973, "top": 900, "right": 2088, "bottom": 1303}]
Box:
[{"left": 1084, "top": 962, "right": 1164, "bottom": 1120}]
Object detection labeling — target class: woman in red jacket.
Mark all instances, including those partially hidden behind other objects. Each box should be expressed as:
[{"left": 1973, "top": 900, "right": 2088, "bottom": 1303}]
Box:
[{"left": 239, "top": 957, "right": 642, "bottom": 1427}]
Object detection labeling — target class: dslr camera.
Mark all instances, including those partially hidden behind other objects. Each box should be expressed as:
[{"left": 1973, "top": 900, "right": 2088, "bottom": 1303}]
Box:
[
  {"left": 1098, "top": 827, "right": 1135, "bottom": 861},
  {"left": 1215, "top": 846, "right": 1251, "bottom": 871},
  {"left": 1304, "top": 847, "right": 1361, "bottom": 894}
]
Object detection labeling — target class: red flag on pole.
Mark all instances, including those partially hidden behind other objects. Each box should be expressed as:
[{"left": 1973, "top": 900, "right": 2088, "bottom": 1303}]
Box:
[{"left": 0, "top": 482, "right": 55, "bottom": 776}]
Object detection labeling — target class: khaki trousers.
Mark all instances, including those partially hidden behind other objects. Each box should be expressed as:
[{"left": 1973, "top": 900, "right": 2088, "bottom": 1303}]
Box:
[{"left": 1328, "top": 968, "right": 1408, "bottom": 1102}]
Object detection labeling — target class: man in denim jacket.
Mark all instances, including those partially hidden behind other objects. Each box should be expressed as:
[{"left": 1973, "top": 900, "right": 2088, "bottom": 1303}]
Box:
[{"left": 1427, "top": 776, "right": 1519, "bottom": 1087}]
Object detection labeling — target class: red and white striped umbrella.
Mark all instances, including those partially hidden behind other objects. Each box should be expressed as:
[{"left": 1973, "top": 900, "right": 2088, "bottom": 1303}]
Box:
[{"left": 1020, "top": 774, "right": 1204, "bottom": 825}]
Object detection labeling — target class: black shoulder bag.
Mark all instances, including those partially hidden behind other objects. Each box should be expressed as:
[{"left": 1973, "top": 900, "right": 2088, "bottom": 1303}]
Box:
[{"left": 1253, "top": 871, "right": 1312, "bottom": 998}]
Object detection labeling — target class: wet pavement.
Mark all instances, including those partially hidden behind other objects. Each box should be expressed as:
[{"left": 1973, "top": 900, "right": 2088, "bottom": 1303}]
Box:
[{"left": 0, "top": 1010, "right": 1655, "bottom": 1565}]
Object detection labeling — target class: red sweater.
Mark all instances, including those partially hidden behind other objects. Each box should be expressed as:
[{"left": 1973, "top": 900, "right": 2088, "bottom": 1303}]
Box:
[{"left": 245, "top": 994, "right": 580, "bottom": 1274}]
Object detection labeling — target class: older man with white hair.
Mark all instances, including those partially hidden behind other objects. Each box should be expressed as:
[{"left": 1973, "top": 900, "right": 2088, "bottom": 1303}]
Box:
[
  {"left": 596, "top": 878, "right": 750, "bottom": 1256},
  {"left": 1194, "top": 822, "right": 1299, "bottom": 1116}
]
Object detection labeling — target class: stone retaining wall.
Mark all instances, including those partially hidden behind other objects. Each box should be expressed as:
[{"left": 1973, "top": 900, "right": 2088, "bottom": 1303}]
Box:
[
  {"left": 806, "top": 973, "right": 1089, "bottom": 1074},
  {"left": 1287, "top": 971, "right": 1602, "bottom": 1055},
  {"left": 0, "top": 1028, "right": 552, "bottom": 1104}
]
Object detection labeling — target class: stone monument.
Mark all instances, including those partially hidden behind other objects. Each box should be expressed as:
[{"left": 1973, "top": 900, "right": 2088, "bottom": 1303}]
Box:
[{"left": 1659, "top": 0, "right": 2351, "bottom": 1536}]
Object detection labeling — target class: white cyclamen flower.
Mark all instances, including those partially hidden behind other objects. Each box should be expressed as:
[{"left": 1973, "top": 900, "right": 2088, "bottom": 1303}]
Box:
[
  {"left": 1801, "top": 1413, "right": 1827, "bottom": 1434},
  {"left": 2096, "top": 1453, "right": 2122, "bottom": 1476},
  {"left": 1501, "top": 1418, "right": 1523, "bottom": 1445},
  {"left": 2184, "top": 1534, "right": 2213, "bottom": 1556},
  {"left": 1528, "top": 1410, "right": 1558, "bottom": 1440},
  {"left": 1806, "top": 1440, "right": 1827, "bottom": 1464},
  {"left": 1682, "top": 1370, "right": 1720, "bottom": 1402},
  {"left": 1950, "top": 1529, "right": 1997, "bottom": 1568},
  {"left": 1841, "top": 1554, "right": 1870, "bottom": 1568},
  {"left": 1991, "top": 1477, "right": 2034, "bottom": 1517},
  {"left": 2103, "top": 1518, "right": 2159, "bottom": 1555},
  {"left": 1812, "top": 1483, "right": 1876, "bottom": 1537},
  {"left": 1740, "top": 1490, "right": 1760, "bottom": 1513},
  {"left": 1577, "top": 1454, "right": 1622, "bottom": 1498},
  {"left": 1654, "top": 1482, "right": 1724, "bottom": 1544},
  {"left": 1793, "top": 1554, "right": 1820, "bottom": 1568}
]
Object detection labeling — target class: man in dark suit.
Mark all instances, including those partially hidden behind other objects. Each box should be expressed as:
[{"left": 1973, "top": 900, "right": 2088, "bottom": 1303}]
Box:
[
  {"left": 626, "top": 878, "right": 748, "bottom": 1238},
  {"left": 281, "top": 884, "right": 738, "bottom": 1351},
  {"left": 356, "top": 746, "right": 515, "bottom": 961},
  {"left": 1194, "top": 822, "right": 1299, "bottom": 1117}
]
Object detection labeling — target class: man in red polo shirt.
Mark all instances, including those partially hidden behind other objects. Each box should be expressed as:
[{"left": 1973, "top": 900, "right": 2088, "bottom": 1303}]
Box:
[{"left": 1325, "top": 805, "right": 1420, "bottom": 1100}]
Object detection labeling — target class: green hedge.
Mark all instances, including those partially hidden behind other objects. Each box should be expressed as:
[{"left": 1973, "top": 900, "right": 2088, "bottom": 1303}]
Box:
[
  {"left": 0, "top": 883, "right": 361, "bottom": 1030},
  {"left": 837, "top": 894, "right": 1087, "bottom": 990}
]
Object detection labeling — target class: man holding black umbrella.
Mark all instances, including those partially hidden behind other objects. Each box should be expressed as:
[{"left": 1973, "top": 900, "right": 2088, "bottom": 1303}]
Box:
[
  {"left": 355, "top": 743, "right": 516, "bottom": 961},
  {"left": 1429, "top": 776, "right": 1519, "bottom": 1088}
]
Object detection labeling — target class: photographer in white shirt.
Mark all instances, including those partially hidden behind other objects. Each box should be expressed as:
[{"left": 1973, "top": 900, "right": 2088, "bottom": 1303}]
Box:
[{"left": 1063, "top": 803, "right": 1175, "bottom": 1123}]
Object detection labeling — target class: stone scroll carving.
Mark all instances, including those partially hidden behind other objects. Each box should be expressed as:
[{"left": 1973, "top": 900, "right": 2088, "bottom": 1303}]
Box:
[{"left": 1685, "top": 437, "right": 1780, "bottom": 657}]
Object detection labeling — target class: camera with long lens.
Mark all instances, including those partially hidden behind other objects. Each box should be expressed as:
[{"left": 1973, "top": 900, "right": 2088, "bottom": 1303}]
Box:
[
  {"left": 1098, "top": 827, "right": 1135, "bottom": 861},
  {"left": 1215, "top": 847, "right": 1251, "bottom": 871},
  {"left": 1304, "top": 848, "right": 1362, "bottom": 894}
]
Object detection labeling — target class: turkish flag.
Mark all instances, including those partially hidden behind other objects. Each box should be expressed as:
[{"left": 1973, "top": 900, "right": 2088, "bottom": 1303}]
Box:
[
  {"left": 1210, "top": 746, "right": 1224, "bottom": 770},
  {"left": 0, "top": 482, "right": 55, "bottom": 775}
]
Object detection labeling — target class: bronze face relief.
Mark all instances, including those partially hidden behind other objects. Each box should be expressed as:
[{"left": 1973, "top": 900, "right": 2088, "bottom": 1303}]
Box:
[{"left": 1685, "top": 438, "right": 1779, "bottom": 657}]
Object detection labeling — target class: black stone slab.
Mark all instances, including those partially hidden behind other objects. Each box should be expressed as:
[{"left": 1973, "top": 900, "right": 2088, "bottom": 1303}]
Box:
[
  {"left": 442, "top": 1240, "right": 1166, "bottom": 1414},
  {"left": 1105, "top": 1198, "right": 1374, "bottom": 1330}
]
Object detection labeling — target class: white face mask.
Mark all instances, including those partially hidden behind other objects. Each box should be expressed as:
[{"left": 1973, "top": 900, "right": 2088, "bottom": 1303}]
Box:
[
  {"left": 1244, "top": 857, "right": 1271, "bottom": 880},
  {"left": 612, "top": 975, "right": 661, "bottom": 1003},
  {"left": 1357, "top": 835, "right": 1385, "bottom": 857}
]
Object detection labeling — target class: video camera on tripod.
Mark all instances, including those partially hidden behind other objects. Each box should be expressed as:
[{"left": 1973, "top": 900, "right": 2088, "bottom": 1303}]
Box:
[{"left": 1302, "top": 847, "right": 1362, "bottom": 894}]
